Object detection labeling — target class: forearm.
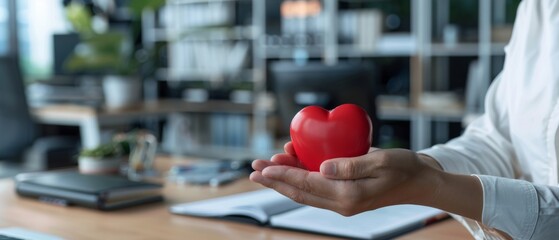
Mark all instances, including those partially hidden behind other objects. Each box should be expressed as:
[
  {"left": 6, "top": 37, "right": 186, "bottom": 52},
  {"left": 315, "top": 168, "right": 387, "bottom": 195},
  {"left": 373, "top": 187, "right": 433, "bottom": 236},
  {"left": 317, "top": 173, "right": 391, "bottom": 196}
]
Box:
[
  {"left": 416, "top": 154, "right": 483, "bottom": 221},
  {"left": 435, "top": 172, "right": 483, "bottom": 221}
]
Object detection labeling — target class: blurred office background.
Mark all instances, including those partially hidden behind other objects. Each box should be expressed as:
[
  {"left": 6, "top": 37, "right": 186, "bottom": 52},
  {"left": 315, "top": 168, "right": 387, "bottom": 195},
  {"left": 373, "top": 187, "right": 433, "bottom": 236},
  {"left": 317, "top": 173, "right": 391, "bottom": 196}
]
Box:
[{"left": 0, "top": 0, "right": 521, "bottom": 171}]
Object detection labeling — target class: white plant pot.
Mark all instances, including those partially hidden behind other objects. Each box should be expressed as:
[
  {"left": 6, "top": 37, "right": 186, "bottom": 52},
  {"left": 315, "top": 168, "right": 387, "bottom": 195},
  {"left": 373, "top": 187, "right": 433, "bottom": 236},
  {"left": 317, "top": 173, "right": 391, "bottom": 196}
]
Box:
[
  {"left": 230, "top": 90, "right": 253, "bottom": 104},
  {"left": 78, "top": 156, "right": 121, "bottom": 174},
  {"left": 103, "top": 75, "right": 142, "bottom": 109}
]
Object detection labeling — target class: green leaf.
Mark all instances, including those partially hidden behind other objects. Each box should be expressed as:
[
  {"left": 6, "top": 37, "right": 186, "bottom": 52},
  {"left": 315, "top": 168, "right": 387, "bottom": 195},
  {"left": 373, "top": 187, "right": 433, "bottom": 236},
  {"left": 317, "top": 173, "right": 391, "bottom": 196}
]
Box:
[
  {"left": 80, "top": 142, "right": 123, "bottom": 158},
  {"left": 63, "top": 31, "right": 137, "bottom": 75},
  {"left": 128, "top": 0, "right": 166, "bottom": 17},
  {"left": 66, "top": 3, "right": 94, "bottom": 36}
]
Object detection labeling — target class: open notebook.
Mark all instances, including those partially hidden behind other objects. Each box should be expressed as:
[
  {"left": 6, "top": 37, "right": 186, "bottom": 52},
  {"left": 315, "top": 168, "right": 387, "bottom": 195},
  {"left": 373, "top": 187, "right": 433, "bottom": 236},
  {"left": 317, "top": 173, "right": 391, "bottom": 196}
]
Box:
[{"left": 170, "top": 189, "right": 446, "bottom": 239}]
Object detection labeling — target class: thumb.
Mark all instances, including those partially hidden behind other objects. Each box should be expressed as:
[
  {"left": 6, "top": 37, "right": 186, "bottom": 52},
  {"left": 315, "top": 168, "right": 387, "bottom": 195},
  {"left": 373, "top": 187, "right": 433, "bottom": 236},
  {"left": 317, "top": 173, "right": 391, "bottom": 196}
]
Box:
[
  {"left": 284, "top": 141, "right": 297, "bottom": 156},
  {"left": 320, "top": 156, "right": 373, "bottom": 180}
]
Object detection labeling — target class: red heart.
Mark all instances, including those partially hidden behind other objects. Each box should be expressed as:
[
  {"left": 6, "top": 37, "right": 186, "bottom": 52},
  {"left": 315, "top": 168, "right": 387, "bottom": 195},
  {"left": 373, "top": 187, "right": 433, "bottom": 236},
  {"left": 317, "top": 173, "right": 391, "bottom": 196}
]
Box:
[{"left": 290, "top": 104, "right": 373, "bottom": 172}]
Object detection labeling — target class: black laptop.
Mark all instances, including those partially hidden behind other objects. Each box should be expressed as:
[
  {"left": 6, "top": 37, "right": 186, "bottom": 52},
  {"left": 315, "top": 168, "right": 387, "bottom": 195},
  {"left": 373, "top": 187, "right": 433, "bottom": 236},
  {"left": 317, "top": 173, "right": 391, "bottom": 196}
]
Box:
[{"left": 15, "top": 171, "right": 164, "bottom": 210}]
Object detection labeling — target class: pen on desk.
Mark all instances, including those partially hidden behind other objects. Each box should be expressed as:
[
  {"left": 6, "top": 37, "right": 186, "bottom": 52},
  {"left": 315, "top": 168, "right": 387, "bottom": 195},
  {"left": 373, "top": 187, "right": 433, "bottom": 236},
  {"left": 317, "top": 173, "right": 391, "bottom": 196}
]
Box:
[{"left": 209, "top": 171, "right": 246, "bottom": 187}]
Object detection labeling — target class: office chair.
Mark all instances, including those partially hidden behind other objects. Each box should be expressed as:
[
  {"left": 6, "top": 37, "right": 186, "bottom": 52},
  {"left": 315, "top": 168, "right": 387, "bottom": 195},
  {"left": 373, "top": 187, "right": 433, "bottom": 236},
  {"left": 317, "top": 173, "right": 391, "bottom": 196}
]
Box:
[
  {"left": 270, "top": 61, "right": 379, "bottom": 146},
  {"left": 0, "top": 57, "right": 79, "bottom": 177},
  {"left": 0, "top": 57, "right": 36, "bottom": 160}
]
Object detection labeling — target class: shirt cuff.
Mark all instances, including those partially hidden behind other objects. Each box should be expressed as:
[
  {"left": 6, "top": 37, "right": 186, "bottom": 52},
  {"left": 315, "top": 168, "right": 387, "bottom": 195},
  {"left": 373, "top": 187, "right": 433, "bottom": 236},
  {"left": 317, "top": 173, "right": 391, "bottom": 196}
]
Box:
[
  {"left": 418, "top": 146, "right": 469, "bottom": 174},
  {"left": 474, "top": 175, "right": 538, "bottom": 240}
]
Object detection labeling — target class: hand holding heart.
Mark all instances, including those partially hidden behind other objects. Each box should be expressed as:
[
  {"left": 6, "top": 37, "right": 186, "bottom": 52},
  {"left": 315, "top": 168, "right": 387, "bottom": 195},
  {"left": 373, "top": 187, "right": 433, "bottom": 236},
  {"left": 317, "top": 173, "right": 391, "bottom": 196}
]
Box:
[
  {"left": 250, "top": 105, "right": 445, "bottom": 216},
  {"left": 250, "top": 142, "right": 442, "bottom": 216}
]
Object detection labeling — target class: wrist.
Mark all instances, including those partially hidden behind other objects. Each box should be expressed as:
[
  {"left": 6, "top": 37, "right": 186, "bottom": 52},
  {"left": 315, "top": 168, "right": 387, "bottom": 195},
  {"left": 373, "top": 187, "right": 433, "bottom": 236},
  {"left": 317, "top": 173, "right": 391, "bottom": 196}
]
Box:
[
  {"left": 407, "top": 152, "right": 445, "bottom": 206},
  {"left": 417, "top": 153, "right": 444, "bottom": 171},
  {"left": 411, "top": 157, "right": 446, "bottom": 207}
]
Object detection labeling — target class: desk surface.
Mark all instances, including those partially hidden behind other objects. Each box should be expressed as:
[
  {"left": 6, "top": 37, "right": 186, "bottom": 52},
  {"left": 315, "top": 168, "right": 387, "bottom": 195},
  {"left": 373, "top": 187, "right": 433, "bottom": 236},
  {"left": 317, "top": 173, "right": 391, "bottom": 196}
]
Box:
[{"left": 0, "top": 158, "right": 474, "bottom": 240}]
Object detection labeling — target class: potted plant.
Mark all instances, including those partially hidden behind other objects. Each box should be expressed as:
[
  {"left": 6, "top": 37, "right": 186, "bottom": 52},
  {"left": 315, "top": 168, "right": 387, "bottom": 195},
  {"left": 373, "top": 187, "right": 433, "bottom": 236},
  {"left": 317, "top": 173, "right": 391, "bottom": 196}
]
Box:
[
  {"left": 78, "top": 142, "right": 124, "bottom": 174},
  {"left": 229, "top": 81, "right": 254, "bottom": 104},
  {"left": 63, "top": 1, "right": 164, "bottom": 108}
]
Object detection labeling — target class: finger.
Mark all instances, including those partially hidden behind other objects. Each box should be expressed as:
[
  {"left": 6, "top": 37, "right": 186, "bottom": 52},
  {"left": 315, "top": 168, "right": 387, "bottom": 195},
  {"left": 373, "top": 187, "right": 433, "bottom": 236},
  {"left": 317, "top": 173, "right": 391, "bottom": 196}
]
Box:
[
  {"left": 320, "top": 152, "right": 384, "bottom": 180},
  {"left": 284, "top": 142, "right": 296, "bottom": 156},
  {"left": 250, "top": 171, "right": 338, "bottom": 210},
  {"left": 249, "top": 171, "right": 266, "bottom": 184},
  {"left": 270, "top": 153, "right": 299, "bottom": 167},
  {"left": 261, "top": 165, "right": 339, "bottom": 200},
  {"left": 252, "top": 159, "right": 278, "bottom": 172}
]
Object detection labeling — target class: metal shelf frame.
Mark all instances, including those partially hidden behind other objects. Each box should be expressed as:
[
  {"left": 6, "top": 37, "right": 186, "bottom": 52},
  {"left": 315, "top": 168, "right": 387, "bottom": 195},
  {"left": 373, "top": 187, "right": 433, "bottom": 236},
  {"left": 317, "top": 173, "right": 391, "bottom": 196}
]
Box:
[{"left": 143, "top": 0, "right": 515, "bottom": 152}]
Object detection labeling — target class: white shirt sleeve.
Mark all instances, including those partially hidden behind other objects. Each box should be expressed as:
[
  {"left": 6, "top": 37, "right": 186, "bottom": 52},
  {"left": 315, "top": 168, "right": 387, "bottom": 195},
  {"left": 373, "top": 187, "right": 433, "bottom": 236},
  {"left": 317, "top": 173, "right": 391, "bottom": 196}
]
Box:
[
  {"left": 474, "top": 175, "right": 538, "bottom": 239},
  {"left": 418, "top": 73, "right": 519, "bottom": 178},
  {"left": 475, "top": 175, "right": 559, "bottom": 240}
]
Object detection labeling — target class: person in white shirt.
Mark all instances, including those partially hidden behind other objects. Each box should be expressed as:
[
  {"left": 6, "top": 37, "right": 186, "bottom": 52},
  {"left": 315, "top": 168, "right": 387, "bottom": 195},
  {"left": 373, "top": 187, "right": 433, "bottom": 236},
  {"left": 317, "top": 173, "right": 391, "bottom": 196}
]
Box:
[{"left": 250, "top": 0, "right": 559, "bottom": 239}]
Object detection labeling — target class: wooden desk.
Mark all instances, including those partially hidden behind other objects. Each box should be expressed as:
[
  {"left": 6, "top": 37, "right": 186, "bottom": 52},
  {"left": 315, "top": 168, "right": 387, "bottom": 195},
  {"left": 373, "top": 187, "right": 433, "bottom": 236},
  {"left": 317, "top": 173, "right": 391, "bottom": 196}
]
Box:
[{"left": 0, "top": 182, "right": 473, "bottom": 239}]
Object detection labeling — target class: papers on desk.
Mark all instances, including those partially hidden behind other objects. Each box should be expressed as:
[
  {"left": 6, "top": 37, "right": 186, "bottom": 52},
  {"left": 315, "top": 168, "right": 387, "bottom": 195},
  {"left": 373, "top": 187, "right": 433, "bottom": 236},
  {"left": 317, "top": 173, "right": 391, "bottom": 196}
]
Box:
[
  {"left": 0, "top": 228, "right": 63, "bottom": 240},
  {"left": 170, "top": 189, "right": 446, "bottom": 239}
]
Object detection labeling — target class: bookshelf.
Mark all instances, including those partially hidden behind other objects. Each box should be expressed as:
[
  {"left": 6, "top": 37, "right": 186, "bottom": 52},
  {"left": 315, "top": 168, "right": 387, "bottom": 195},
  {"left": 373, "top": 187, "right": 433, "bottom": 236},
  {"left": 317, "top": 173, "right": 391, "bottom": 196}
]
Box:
[
  {"left": 143, "top": 0, "right": 520, "bottom": 152},
  {"left": 141, "top": 0, "right": 272, "bottom": 155},
  {"left": 407, "top": 0, "right": 518, "bottom": 149}
]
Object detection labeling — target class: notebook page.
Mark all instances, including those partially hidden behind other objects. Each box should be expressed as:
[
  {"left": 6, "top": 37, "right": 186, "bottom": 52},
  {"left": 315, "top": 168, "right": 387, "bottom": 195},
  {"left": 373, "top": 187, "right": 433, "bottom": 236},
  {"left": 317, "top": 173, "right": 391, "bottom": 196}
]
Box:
[
  {"left": 170, "top": 189, "right": 301, "bottom": 224},
  {"left": 270, "top": 204, "right": 444, "bottom": 239}
]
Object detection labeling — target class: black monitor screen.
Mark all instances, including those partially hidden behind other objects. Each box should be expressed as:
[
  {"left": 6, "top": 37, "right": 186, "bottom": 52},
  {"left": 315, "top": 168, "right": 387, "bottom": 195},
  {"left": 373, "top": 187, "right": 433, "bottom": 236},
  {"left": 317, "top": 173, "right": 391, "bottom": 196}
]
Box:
[
  {"left": 53, "top": 33, "right": 80, "bottom": 76},
  {"left": 270, "top": 61, "right": 378, "bottom": 143}
]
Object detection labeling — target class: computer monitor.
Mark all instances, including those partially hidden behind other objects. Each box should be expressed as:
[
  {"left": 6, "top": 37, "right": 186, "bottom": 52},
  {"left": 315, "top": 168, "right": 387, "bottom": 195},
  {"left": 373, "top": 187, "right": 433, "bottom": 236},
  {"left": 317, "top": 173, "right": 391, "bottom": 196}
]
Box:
[
  {"left": 53, "top": 33, "right": 80, "bottom": 76},
  {"left": 270, "top": 61, "right": 378, "bottom": 145}
]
